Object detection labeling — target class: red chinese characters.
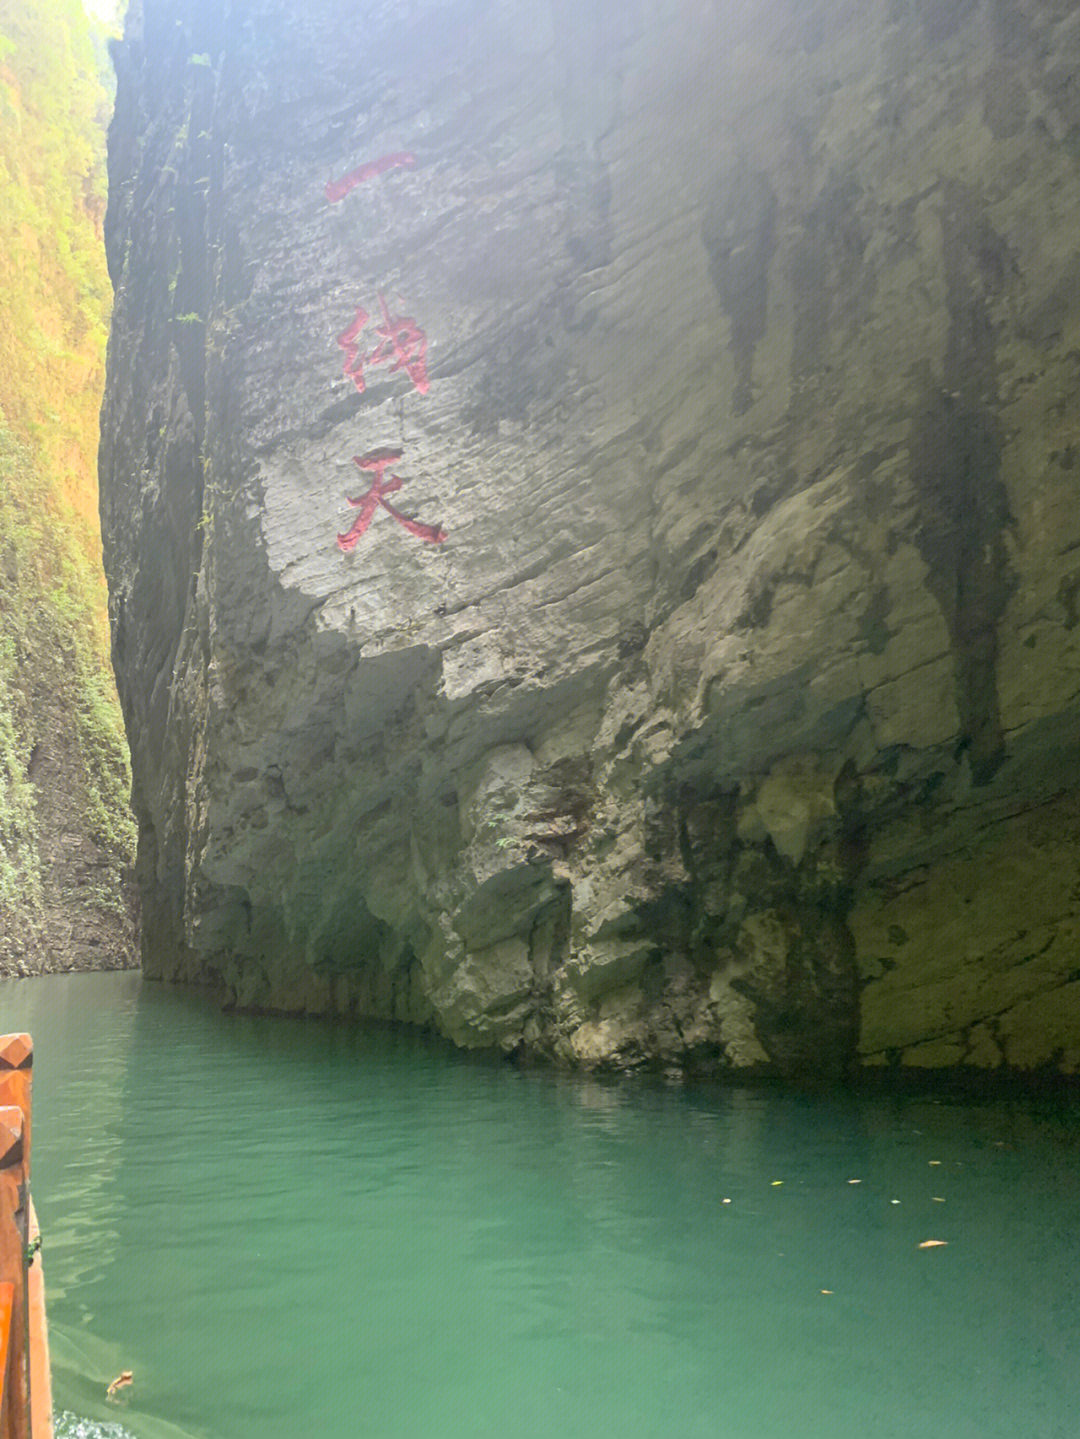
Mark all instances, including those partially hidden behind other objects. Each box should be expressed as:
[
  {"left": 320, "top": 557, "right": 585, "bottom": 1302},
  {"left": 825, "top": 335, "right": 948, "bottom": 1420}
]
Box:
[
  {"left": 325, "top": 152, "right": 416, "bottom": 203},
  {"left": 325, "top": 144, "right": 446, "bottom": 550},
  {"left": 336, "top": 294, "right": 430, "bottom": 396},
  {"left": 337, "top": 450, "right": 446, "bottom": 550}
]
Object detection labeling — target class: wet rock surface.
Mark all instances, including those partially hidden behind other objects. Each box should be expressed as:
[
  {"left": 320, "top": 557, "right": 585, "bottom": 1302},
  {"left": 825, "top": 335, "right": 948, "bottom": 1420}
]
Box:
[{"left": 101, "top": 0, "right": 1080, "bottom": 1076}]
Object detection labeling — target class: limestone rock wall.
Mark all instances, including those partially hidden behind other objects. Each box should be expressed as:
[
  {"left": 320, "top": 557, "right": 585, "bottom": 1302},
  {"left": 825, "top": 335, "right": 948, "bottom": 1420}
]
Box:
[{"left": 101, "top": 0, "right": 1080, "bottom": 1077}]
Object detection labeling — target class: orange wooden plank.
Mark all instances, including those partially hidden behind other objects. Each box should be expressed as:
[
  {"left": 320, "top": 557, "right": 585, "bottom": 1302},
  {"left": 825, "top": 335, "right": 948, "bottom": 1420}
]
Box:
[
  {"left": 0, "top": 1280, "right": 14, "bottom": 1439},
  {"left": 0, "top": 1036, "right": 30, "bottom": 1175},
  {"left": 0, "top": 1084, "right": 29, "bottom": 1176},
  {"left": 27, "top": 1203, "right": 50, "bottom": 1439},
  {"left": 0, "top": 1040, "right": 32, "bottom": 1074},
  {"left": 0, "top": 1036, "right": 46, "bottom": 1439},
  {"left": 0, "top": 1114, "right": 27, "bottom": 1439}
]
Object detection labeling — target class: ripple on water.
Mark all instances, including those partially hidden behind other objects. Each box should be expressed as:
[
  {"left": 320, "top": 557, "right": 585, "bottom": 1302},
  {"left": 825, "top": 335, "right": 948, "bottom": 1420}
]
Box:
[{"left": 54, "top": 1415, "right": 139, "bottom": 1439}]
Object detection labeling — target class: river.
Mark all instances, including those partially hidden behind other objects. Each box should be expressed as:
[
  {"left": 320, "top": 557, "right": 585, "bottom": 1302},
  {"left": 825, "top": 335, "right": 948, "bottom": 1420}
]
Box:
[{"left": 1, "top": 971, "right": 1077, "bottom": 1437}]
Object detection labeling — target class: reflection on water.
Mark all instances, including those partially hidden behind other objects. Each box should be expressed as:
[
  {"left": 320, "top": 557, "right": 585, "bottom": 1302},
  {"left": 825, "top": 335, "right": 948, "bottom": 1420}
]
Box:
[
  {"left": 27, "top": 971, "right": 138, "bottom": 1316},
  {"left": 2, "top": 972, "right": 1080, "bottom": 1438}
]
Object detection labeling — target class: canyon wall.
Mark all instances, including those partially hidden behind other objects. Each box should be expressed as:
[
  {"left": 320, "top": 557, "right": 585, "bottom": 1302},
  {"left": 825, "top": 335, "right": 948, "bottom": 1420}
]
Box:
[
  {"left": 0, "top": 0, "right": 136, "bottom": 978},
  {"left": 101, "top": 0, "right": 1080, "bottom": 1076}
]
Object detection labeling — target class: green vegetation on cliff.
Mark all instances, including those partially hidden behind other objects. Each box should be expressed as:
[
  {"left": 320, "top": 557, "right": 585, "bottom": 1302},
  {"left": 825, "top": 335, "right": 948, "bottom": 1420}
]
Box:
[{"left": 0, "top": 0, "right": 134, "bottom": 970}]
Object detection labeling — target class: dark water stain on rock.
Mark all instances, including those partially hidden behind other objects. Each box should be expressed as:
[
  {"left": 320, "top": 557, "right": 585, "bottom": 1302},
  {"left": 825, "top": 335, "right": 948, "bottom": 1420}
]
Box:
[
  {"left": 702, "top": 165, "right": 778, "bottom": 415},
  {"left": 730, "top": 904, "right": 859, "bottom": 1084},
  {"left": 789, "top": 178, "right": 874, "bottom": 421},
  {"left": 909, "top": 182, "right": 1017, "bottom": 786}
]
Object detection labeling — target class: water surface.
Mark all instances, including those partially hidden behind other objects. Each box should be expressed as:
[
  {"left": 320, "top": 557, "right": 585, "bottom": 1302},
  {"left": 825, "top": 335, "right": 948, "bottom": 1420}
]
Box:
[{"left": 2, "top": 972, "right": 1078, "bottom": 1438}]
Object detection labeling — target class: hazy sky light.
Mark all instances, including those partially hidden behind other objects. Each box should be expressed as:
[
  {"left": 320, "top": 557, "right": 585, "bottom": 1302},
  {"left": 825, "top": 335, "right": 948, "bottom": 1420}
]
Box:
[{"left": 82, "top": 0, "right": 122, "bottom": 25}]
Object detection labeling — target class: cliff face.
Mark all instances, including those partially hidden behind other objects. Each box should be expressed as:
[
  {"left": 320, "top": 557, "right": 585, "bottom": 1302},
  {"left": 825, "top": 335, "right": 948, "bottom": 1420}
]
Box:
[
  {"left": 0, "top": 0, "right": 136, "bottom": 978},
  {"left": 101, "top": 0, "right": 1080, "bottom": 1076}
]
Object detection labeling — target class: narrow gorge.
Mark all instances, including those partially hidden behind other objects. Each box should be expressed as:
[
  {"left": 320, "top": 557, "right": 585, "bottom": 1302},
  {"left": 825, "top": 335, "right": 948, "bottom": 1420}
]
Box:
[{"left": 100, "top": 0, "right": 1080, "bottom": 1079}]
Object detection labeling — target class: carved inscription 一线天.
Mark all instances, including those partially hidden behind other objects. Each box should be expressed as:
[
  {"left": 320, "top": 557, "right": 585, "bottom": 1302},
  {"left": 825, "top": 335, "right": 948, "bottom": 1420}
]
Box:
[
  {"left": 336, "top": 294, "right": 430, "bottom": 396},
  {"left": 325, "top": 148, "right": 444, "bottom": 549},
  {"left": 325, "top": 152, "right": 416, "bottom": 203},
  {"left": 337, "top": 449, "right": 447, "bottom": 550}
]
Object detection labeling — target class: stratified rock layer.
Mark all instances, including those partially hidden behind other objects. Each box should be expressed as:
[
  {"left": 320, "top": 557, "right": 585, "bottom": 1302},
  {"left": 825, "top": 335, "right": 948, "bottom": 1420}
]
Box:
[{"left": 101, "top": 0, "right": 1080, "bottom": 1076}]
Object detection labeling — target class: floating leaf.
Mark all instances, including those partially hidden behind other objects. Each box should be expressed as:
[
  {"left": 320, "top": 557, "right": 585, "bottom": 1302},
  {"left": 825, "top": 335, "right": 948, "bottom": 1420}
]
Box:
[
  {"left": 848, "top": 1179, "right": 861, "bottom": 1185},
  {"left": 917, "top": 1239, "right": 948, "bottom": 1249},
  {"left": 771, "top": 1180, "right": 783, "bottom": 1187},
  {"left": 106, "top": 1371, "right": 133, "bottom": 1399}
]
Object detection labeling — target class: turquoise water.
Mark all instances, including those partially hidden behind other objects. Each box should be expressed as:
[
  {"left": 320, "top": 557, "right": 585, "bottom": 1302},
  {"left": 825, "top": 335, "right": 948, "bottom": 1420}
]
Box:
[{"left": 1, "top": 971, "right": 1078, "bottom": 1438}]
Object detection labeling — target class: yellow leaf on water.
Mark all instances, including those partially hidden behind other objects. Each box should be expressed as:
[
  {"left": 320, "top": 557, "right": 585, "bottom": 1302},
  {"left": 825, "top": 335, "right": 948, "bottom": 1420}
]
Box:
[
  {"left": 771, "top": 1180, "right": 784, "bottom": 1186},
  {"left": 932, "top": 1197, "right": 945, "bottom": 1202},
  {"left": 918, "top": 1239, "right": 948, "bottom": 1249},
  {"left": 820, "top": 1289, "right": 834, "bottom": 1295},
  {"left": 848, "top": 1179, "right": 861, "bottom": 1184},
  {"left": 929, "top": 1160, "right": 942, "bottom": 1166}
]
